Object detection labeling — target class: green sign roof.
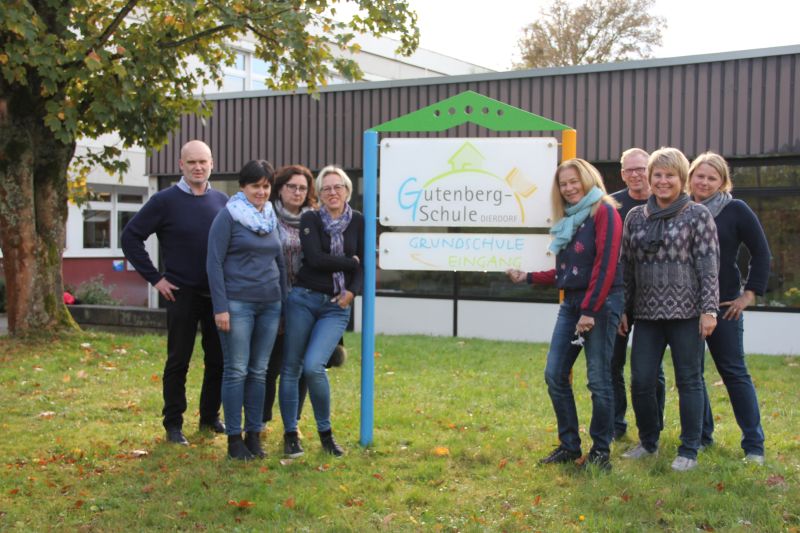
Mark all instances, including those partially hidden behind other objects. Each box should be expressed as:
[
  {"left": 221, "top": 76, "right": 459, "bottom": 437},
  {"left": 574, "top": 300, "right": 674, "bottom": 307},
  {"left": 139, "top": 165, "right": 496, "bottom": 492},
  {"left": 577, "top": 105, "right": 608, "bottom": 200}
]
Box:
[{"left": 371, "top": 90, "right": 571, "bottom": 133}]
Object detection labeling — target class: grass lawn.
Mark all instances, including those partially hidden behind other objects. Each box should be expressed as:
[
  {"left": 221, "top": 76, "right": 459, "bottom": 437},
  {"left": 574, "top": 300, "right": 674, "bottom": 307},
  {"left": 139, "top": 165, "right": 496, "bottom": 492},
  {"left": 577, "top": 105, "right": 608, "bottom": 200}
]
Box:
[{"left": 1, "top": 331, "right": 798, "bottom": 532}]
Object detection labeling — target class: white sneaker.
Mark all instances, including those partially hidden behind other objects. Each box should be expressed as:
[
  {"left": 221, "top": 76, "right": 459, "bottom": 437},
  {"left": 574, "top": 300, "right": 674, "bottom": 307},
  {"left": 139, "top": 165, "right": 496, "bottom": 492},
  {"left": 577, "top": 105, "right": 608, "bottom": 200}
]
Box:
[
  {"left": 671, "top": 456, "right": 698, "bottom": 471},
  {"left": 744, "top": 453, "right": 765, "bottom": 465},
  {"left": 621, "top": 443, "right": 658, "bottom": 459}
]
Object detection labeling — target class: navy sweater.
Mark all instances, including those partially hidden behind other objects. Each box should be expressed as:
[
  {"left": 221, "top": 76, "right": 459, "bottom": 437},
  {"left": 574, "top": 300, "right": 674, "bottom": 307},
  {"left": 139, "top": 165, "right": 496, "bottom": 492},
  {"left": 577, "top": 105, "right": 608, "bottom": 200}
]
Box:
[
  {"left": 528, "top": 201, "right": 623, "bottom": 317},
  {"left": 295, "top": 210, "right": 365, "bottom": 296},
  {"left": 121, "top": 185, "right": 228, "bottom": 291},
  {"left": 714, "top": 199, "right": 771, "bottom": 301},
  {"left": 206, "top": 209, "right": 288, "bottom": 314},
  {"left": 611, "top": 188, "right": 647, "bottom": 223}
]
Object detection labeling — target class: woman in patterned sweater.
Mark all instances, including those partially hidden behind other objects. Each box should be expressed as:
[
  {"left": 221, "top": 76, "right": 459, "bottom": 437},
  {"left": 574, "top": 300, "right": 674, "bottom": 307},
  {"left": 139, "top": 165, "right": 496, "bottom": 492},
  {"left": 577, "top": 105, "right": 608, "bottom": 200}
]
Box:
[
  {"left": 619, "top": 147, "right": 720, "bottom": 471},
  {"left": 689, "top": 152, "right": 770, "bottom": 465},
  {"left": 507, "top": 158, "right": 623, "bottom": 471}
]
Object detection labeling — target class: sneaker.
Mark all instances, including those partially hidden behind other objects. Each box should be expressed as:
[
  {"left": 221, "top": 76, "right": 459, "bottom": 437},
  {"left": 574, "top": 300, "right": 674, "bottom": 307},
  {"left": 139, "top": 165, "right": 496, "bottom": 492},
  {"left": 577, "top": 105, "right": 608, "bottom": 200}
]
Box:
[
  {"left": 319, "top": 430, "right": 345, "bottom": 457},
  {"left": 621, "top": 443, "right": 657, "bottom": 459},
  {"left": 199, "top": 418, "right": 226, "bottom": 434},
  {"left": 244, "top": 432, "right": 265, "bottom": 459},
  {"left": 283, "top": 432, "right": 304, "bottom": 458},
  {"left": 744, "top": 453, "right": 765, "bottom": 465},
  {"left": 539, "top": 445, "right": 581, "bottom": 464},
  {"left": 670, "top": 455, "right": 698, "bottom": 471},
  {"left": 583, "top": 450, "right": 612, "bottom": 472},
  {"left": 165, "top": 427, "right": 189, "bottom": 446},
  {"left": 227, "top": 435, "right": 254, "bottom": 461}
]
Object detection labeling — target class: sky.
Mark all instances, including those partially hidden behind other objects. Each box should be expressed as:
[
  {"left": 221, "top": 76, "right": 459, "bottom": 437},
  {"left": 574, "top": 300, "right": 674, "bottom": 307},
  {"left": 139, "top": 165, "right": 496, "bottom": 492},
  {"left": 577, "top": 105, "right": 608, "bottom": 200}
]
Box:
[{"left": 406, "top": 0, "right": 800, "bottom": 71}]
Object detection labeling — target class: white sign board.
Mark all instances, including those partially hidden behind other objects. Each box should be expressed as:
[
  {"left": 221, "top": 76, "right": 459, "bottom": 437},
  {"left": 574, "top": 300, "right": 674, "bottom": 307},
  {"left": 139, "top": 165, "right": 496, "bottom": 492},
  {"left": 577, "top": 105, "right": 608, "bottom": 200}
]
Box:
[
  {"left": 379, "top": 233, "right": 555, "bottom": 272},
  {"left": 379, "top": 137, "right": 557, "bottom": 227}
]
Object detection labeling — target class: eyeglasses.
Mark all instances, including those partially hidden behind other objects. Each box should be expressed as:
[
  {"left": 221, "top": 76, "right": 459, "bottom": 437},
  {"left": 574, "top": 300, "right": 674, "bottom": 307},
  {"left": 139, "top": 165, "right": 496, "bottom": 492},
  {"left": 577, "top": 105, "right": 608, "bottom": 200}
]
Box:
[
  {"left": 622, "top": 167, "right": 646, "bottom": 176},
  {"left": 284, "top": 183, "right": 308, "bottom": 193},
  {"left": 320, "top": 184, "right": 346, "bottom": 195}
]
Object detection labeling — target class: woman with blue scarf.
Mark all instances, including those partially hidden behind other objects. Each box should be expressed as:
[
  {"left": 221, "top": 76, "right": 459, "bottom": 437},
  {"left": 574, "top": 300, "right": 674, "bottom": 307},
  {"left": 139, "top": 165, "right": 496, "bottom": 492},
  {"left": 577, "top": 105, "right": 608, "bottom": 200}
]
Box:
[
  {"left": 507, "top": 158, "right": 623, "bottom": 471},
  {"left": 207, "top": 160, "right": 287, "bottom": 460},
  {"left": 279, "top": 165, "right": 364, "bottom": 458}
]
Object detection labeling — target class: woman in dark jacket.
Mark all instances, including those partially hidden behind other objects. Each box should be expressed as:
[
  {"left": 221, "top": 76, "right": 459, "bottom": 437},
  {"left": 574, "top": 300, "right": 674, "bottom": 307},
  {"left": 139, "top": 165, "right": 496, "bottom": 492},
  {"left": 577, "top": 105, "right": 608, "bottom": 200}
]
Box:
[
  {"left": 507, "top": 158, "right": 623, "bottom": 471},
  {"left": 689, "top": 151, "right": 770, "bottom": 465},
  {"left": 279, "top": 165, "right": 364, "bottom": 458}
]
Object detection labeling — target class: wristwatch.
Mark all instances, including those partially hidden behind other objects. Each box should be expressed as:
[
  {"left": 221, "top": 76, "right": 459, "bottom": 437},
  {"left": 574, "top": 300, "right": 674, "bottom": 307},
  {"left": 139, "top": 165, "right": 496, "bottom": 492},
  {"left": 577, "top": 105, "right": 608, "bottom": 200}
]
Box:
[{"left": 703, "top": 311, "right": 718, "bottom": 319}]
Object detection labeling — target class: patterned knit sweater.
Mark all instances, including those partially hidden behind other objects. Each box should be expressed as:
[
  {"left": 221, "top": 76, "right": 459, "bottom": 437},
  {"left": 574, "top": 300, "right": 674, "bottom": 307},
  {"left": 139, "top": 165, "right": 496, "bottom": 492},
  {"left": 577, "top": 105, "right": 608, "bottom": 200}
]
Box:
[{"left": 621, "top": 202, "right": 720, "bottom": 320}]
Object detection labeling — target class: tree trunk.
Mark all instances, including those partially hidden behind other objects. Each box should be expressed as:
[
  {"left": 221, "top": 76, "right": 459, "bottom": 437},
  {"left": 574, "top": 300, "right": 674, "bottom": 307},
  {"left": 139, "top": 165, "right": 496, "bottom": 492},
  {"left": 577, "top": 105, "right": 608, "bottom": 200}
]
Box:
[{"left": 0, "top": 96, "right": 77, "bottom": 336}]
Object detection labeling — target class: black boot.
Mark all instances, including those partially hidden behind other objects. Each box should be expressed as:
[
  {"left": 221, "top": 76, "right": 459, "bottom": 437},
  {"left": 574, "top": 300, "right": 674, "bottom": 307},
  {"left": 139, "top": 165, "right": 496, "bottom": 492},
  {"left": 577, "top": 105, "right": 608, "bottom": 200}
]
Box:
[
  {"left": 227, "top": 434, "right": 254, "bottom": 461},
  {"left": 244, "top": 432, "right": 265, "bottom": 459},
  {"left": 319, "top": 429, "right": 344, "bottom": 457}
]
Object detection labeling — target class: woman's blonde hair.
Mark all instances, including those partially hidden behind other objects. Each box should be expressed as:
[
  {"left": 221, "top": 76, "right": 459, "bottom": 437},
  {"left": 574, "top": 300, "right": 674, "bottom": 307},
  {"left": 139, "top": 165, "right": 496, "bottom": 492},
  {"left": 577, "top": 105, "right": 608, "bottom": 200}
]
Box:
[
  {"left": 315, "top": 165, "right": 353, "bottom": 202},
  {"left": 689, "top": 151, "right": 733, "bottom": 193},
  {"left": 647, "top": 147, "right": 690, "bottom": 189},
  {"left": 550, "top": 158, "right": 618, "bottom": 222}
]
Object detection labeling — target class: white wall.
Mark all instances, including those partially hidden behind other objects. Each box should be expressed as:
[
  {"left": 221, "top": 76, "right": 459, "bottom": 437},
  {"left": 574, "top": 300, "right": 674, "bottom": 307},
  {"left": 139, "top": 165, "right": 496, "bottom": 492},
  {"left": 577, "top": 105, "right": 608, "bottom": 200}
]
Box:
[{"left": 355, "top": 297, "right": 800, "bottom": 356}]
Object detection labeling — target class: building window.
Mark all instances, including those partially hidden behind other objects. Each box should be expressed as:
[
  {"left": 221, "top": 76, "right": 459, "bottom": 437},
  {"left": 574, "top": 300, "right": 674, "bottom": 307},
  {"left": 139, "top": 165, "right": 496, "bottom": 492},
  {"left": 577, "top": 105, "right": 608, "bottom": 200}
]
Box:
[
  {"left": 80, "top": 185, "right": 146, "bottom": 251},
  {"left": 731, "top": 159, "right": 800, "bottom": 309}
]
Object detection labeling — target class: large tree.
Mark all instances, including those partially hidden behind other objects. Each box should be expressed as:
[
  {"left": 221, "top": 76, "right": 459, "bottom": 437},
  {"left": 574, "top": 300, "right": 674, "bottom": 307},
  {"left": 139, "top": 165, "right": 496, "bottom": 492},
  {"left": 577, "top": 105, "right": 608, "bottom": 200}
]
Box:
[
  {"left": 517, "top": 0, "right": 664, "bottom": 68},
  {"left": 0, "top": 0, "right": 418, "bottom": 336}
]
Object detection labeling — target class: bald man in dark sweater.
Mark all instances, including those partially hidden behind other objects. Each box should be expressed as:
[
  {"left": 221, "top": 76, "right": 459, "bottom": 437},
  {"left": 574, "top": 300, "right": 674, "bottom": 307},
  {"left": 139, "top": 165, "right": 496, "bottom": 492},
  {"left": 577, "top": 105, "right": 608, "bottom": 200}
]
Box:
[{"left": 122, "top": 140, "right": 228, "bottom": 446}]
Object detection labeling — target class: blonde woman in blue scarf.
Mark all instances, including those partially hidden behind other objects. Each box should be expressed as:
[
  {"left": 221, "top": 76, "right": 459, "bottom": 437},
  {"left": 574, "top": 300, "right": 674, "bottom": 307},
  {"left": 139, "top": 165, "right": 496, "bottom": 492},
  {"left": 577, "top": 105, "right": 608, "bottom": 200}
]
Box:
[{"left": 507, "top": 158, "right": 623, "bottom": 471}]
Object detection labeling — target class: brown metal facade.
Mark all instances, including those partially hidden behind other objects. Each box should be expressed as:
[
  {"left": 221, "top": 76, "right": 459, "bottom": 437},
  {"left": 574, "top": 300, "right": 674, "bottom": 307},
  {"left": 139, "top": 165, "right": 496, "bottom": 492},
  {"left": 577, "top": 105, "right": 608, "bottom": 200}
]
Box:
[{"left": 149, "top": 45, "right": 800, "bottom": 175}]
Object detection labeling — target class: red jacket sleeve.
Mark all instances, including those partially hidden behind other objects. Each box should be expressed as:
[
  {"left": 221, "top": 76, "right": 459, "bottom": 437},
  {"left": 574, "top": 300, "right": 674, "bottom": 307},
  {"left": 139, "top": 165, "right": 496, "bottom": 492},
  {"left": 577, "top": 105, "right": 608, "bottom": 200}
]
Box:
[{"left": 581, "top": 203, "right": 622, "bottom": 316}]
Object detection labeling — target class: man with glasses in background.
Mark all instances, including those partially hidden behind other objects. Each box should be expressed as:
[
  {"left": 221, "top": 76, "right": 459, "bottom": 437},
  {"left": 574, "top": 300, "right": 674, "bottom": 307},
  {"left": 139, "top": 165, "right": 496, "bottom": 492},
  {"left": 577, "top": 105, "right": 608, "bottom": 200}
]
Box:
[{"left": 610, "top": 148, "right": 665, "bottom": 441}]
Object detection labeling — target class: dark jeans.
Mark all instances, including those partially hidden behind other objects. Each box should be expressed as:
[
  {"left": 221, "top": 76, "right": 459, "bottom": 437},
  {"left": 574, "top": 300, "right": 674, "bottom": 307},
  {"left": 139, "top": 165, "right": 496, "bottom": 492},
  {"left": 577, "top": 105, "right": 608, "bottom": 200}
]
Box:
[
  {"left": 631, "top": 318, "right": 704, "bottom": 459},
  {"left": 611, "top": 324, "right": 666, "bottom": 437},
  {"left": 544, "top": 291, "right": 622, "bottom": 455},
  {"left": 163, "top": 287, "right": 224, "bottom": 430},
  {"left": 263, "top": 333, "right": 308, "bottom": 423},
  {"left": 701, "top": 310, "right": 765, "bottom": 455}
]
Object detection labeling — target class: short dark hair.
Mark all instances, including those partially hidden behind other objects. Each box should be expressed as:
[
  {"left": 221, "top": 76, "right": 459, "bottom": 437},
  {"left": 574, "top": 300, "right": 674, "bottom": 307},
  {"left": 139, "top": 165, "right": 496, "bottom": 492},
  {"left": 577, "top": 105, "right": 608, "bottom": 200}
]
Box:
[
  {"left": 238, "top": 159, "right": 274, "bottom": 186},
  {"left": 271, "top": 164, "right": 318, "bottom": 208}
]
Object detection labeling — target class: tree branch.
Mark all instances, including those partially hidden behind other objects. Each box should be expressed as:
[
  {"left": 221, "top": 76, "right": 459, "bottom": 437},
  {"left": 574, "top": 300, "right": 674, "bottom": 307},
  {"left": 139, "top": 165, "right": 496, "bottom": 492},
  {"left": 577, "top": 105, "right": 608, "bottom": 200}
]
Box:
[
  {"left": 158, "top": 24, "right": 233, "bottom": 49},
  {"left": 90, "top": 0, "right": 140, "bottom": 53}
]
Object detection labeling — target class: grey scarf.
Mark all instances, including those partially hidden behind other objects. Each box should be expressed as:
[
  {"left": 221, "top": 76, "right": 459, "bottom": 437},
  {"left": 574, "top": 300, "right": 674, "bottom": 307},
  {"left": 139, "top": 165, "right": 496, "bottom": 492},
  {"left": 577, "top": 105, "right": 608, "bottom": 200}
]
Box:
[
  {"left": 697, "top": 191, "right": 733, "bottom": 218},
  {"left": 643, "top": 193, "right": 691, "bottom": 253}
]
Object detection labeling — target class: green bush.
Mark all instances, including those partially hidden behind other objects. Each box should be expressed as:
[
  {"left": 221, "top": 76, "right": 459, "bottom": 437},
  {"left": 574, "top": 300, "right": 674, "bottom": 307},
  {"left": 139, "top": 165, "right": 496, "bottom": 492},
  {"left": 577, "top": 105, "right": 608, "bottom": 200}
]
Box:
[{"left": 74, "top": 274, "right": 120, "bottom": 306}]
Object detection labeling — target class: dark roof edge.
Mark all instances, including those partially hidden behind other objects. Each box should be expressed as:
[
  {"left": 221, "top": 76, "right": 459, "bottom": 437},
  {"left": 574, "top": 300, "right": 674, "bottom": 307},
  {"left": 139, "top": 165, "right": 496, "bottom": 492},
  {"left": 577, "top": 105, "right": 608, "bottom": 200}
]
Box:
[{"left": 200, "top": 44, "right": 800, "bottom": 102}]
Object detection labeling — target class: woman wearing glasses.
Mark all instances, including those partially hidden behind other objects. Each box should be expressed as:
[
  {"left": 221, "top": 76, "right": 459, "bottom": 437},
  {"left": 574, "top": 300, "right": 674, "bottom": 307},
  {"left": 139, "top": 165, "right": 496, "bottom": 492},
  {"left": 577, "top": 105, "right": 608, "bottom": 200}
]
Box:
[
  {"left": 279, "top": 166, "right": 364, "bottom": 457},
  {"left": 262, "top": 165, "right": 317, "bottom": 433}
]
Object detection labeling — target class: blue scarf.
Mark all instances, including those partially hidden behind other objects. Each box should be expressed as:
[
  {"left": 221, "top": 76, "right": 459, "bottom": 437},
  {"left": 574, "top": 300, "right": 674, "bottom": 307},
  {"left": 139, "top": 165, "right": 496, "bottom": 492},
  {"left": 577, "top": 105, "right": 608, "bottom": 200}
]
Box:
[
  {"left": 548, "top": 186, "right": 604, "bottom": 254},
  {"left": 226, "top": 191, "right": 276, "bottom": 235},
  {"left": 319, "top": 203, "right": 353, "bottom": 296}
]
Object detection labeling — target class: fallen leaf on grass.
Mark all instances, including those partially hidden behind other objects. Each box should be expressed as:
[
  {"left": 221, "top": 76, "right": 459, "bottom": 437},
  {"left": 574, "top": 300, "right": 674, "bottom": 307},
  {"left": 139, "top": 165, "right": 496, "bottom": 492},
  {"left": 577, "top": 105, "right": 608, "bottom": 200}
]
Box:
[
  {"left": 620, "top": 492, "right": 632, "bottom": 502},
  {"left": 532, "top": 495, "right": 541, "bottom": 506},
  {"left": 283, "top": 497, "right": 295, "bottom": 509},
  {"left": 715, "top": 482, "right": 725, "bottom": 492},
  {"left": 177, "top": 511, "right": 188, "bottom": 518},
  {"left": 259, "top": 466, "right": 269, "bottom": 473},
  {"left": 8, "top": 488, "right": 19, "bottom": 495},
  {"left": 141, "top": 484, "right": 154, "bottom": 494},
  {"left": 432, "top": 446, "right": 450, "bottom": 457},
  {"left": 345, "top": 497, "right": 364, "bottom": 507},
  {"left": 37, "top": 411, "right": 56, "bottom": 419},
  {"left": 76, "top": 370, "right": 88, "bottom": 379},
  {"left": 382, "top": 513, "right": 396, "bottom": 525},
  {"left": 62, "top": 374, "right": 71, "bottom": 383},
  {"left": 498, "top": 458, "right": 508, "bottom": 470},
  {"left": 372, "top": 473, "right": 384, "bottom": 480},
  {"left": 279, "top": 458, "right": 293, "bottom": 466},
  {"left": 80, "top": 343, "right": 92, "bottom": 349},
  {"left": 74, "top": 499, "right": 84, "bottom": 509},
  {"left": 655, "top": 499, "right": 664, "bottom": 508},
  {"left": 317, "top": 464, "right": 330, "bottom": 472},
  {"left": 228, "top": 499, "right": 255, "bottom": 508},
  {"left": 130, "top": 449, "right": 148, "bottom": 458},
  {"left": 713, "top": 380, "right": 724, "bottom": 387},
  {"left": 698, "top": 523, "right": 714, "bottom": 531},
  {"left": 766, "top": 474, "right": 786, "bottom": 487},
  {"left": 150, "top": 374, "right": 160, "bottom": 383}
]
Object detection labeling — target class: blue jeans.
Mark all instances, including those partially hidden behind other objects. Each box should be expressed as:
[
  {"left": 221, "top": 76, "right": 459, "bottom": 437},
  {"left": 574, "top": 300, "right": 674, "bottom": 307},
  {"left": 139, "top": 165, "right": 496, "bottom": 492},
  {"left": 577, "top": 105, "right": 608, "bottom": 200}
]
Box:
[
  {"left": 701, "top": 310, "right": 765, "bottom": 455},
  {"left": 611, "top": 323, "right": 666, "bottom": 437},
  {"left": 218, "top": 299, "right": 281, "bottom": 436},
  {"left": 279, "top": 287, "right": 351, "bottom": 433},
  {"left": 544, "top": 290, "right": 622, "bottom": 455},
  {"left": 631, "top": 318, "right": 704, "bottom": 459}
]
